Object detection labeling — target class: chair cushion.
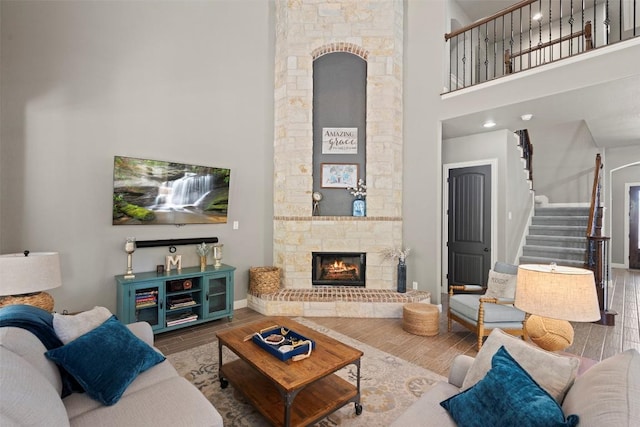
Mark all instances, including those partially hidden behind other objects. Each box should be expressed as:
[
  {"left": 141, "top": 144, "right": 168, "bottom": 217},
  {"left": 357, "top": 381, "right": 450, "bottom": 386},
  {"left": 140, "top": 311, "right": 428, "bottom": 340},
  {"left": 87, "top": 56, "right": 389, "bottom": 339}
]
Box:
[
  {"left": 483, "top": 269, "right": 517, "bottom": 299},
  {"left": 449, "top": 294, "right": 525, "bottom": 323},
  {"left": 45, "top": 315, "right": 165, "bottom": 406},
  {"left": 493, "top": 261, "right": 518, "bottom": 275},
  {"left": 462, "top": 329, "right": 580, "bottom": 403},
  {"left": 561, "top": 349, "right": 640, "bottom": 427},
  {"left": 441, "top": 346, "right": 579, "bottom": 427}
]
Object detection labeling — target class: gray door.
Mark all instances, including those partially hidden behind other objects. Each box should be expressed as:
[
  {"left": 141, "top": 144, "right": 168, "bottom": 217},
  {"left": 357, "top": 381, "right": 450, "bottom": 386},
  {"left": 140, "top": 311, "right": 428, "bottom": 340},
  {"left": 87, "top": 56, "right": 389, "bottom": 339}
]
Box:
[
  {"left": 448, "top": 165, "right": 492, "bottom": 288},
  {"left": 630, "top": 186, "right": 640, "bottom": 270}
]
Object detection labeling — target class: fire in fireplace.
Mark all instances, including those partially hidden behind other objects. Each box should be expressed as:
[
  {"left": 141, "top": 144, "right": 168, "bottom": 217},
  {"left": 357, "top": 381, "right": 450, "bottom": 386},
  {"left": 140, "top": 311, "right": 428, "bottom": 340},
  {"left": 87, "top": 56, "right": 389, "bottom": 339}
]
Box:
[{"left": 312, "top": 252, "right": 366, "bottom": 287}]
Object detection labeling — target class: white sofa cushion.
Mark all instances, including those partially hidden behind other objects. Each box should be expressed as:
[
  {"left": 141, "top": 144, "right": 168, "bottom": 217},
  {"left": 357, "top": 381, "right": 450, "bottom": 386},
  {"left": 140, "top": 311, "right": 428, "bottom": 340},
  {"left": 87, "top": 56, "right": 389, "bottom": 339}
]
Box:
[
  {"left": 63, "top": 358, "right": 179, "bottom": 419},
  {"left": 0, "top": 326, "right": 63, "bottom": 394},
  {"left": 0, "top": 347, "right": 70, "bottom": 427},
  {"left": 68, "top": 377, "right": 223, "bottom": 427},
  {"left": 462, "top": 329, "right": 580, "bottom": 403},
  {"left": 562, "top": 349, "right": 640, "bottom": 426},
  {"left": 53, "top": 306, "right": 112, "bottom": 344},
  {"left": 390, "top": 381, "right": 459, "bottom": 427}
]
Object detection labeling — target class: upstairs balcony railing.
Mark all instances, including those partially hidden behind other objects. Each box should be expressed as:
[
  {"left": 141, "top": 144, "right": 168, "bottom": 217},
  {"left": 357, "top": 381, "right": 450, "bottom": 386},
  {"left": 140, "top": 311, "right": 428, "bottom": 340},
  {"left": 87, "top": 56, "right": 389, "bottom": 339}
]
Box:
[{"left": 444, "top": 0, "right": 639, "bottom": 92}]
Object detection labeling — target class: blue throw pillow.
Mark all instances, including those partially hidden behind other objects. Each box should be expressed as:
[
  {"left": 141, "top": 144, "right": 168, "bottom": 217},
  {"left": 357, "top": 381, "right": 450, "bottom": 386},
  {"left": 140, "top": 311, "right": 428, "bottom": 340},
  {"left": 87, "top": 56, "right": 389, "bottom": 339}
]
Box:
[
  {"left": 45, "top": 315, "right": 165, "bottom": 406},
  {"left": 440, "top": 346, "right": 579, "bottom": 427}
]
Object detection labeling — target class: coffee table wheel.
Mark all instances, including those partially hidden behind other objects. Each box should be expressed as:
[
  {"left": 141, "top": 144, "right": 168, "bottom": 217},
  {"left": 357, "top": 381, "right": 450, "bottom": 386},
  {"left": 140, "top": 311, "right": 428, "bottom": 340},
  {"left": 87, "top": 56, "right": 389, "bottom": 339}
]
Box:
[
  {"left": 355, "top": 403, "right": 363, "bottom": 416},
  {"left": 220, "top": 378, "right": 229, "bottom": 389}
]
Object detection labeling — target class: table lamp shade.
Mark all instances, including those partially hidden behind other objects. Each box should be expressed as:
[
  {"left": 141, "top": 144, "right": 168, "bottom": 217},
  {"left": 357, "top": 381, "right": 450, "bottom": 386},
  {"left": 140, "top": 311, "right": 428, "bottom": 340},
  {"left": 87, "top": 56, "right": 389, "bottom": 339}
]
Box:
[
  {"left": 515, "top": 264, "right": 601, "bottom": 322},
  {"left": 0, "top": 252, "right": 62, "bottom": 296}
]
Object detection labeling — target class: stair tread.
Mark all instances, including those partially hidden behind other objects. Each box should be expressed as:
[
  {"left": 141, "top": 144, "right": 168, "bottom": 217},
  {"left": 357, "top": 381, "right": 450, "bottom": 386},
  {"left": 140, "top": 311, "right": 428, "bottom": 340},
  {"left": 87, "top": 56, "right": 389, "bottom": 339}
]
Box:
[
  {"left": 529, "top": 225, "right": 587, "bottom": 229},
  {"left": 523, "top": 245, "right": 586, "bottom": 253},
  {"left": 519, "top": 256, "right": 586, "bottom": 266},
  {"left": 527, "top": 235, "right": 587, "bottom": 241}
]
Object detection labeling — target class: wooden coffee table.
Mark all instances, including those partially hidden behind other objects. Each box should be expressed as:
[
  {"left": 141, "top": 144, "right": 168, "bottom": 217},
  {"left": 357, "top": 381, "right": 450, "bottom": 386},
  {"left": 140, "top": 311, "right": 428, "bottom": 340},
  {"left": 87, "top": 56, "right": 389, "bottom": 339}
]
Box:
[{"left": 217, "top": 317, "right": 363, "bottom": 426}]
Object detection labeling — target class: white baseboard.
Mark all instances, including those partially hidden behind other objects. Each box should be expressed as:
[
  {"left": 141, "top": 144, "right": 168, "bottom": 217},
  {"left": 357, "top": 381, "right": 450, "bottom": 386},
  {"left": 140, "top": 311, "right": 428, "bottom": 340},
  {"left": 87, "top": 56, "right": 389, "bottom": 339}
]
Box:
[{"left": 234, "top": 299, "right": 248, "bottom": 310}]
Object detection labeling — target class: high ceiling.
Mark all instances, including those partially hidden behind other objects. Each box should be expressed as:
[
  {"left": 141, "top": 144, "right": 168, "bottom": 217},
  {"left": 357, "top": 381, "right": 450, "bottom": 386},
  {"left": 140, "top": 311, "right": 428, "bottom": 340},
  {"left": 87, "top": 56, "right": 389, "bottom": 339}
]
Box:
[{"left": 445, "top": 0, "right": 640, "bottom": 148}]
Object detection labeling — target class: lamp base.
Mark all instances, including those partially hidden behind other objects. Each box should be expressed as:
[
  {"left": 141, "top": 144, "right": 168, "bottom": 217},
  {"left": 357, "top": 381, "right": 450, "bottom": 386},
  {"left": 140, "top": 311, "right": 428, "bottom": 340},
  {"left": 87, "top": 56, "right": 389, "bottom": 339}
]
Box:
[
  {"left": 525, "top": 315, "right": 574, "bottom": 352},
  {"left": 0, "top": 292, "right": 55, "bottom": 312}
]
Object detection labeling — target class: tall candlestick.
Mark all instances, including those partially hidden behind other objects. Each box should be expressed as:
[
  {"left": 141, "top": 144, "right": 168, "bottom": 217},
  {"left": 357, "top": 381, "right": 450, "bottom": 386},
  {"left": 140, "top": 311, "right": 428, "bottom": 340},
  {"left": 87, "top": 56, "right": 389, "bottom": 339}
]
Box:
[{"left": 124, "top": 237, "right": 136, "bottom": 279}]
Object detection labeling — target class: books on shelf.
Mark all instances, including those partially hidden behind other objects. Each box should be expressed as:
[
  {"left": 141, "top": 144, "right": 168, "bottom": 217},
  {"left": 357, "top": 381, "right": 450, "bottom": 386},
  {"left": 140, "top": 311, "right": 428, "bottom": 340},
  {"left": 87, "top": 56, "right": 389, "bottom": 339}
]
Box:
[
  {"left": 135, "top": 290, "right": 158, "bottom": 308},
  {"left": 166, "top": 312, "right": 198, "bottom": 327},
  {"left": 168, "top": 296, "right": 197, "bottom": 309}
]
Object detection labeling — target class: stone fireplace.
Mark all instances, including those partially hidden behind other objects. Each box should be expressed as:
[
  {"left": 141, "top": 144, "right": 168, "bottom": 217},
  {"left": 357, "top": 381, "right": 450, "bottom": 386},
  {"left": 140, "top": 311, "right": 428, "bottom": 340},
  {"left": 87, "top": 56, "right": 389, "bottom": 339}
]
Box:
[
  {"left": 272, "top": 0, "right": 405, "bottom": 292},
  {"left": 312, "top": 252, "right": 366, "bottom": 287}
]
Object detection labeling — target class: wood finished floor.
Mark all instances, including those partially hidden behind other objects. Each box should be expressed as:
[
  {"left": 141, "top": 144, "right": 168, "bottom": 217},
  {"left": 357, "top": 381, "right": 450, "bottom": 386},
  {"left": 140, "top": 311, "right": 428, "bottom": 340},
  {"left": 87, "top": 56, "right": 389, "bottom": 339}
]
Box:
[{"left": 154, "top": 268, "right": 640, "bottom": 377}]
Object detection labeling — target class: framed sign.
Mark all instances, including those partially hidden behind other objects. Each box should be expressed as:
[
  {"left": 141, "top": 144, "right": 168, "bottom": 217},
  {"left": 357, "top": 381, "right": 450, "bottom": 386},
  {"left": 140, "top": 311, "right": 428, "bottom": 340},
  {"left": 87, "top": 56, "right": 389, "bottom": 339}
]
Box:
[
  {"left": 322, "top": 127, "right": 358, "bottom": 154},
  {"left": 320, "top": 163, "right": 358, "bottom": 188}
]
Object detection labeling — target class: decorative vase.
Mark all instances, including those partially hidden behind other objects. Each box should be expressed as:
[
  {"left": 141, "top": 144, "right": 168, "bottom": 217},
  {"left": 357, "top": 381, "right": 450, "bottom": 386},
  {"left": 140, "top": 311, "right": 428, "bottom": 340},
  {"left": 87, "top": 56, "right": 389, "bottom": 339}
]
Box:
[
  {"left": 397, "top": 259, "right": 407, "bottom": 293},
  {"left": 200, "top": 256, "right": 207, "bottom": 272},
  {"left": 352, "top": 196, "right": 366, "bottom": 217}
]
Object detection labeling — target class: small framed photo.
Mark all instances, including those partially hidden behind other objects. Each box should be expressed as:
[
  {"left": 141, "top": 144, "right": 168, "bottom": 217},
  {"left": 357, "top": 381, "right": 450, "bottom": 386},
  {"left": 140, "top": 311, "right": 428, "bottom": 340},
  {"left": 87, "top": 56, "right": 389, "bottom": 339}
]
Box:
[{"left": 320, "top": 163, "right": 358, "bottom": 188}]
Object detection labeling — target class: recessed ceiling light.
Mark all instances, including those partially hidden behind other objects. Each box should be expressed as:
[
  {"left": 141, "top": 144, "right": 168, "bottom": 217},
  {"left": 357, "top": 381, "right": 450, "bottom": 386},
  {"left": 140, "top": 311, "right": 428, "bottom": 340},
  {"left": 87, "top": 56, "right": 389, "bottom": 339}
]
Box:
[
  {"left": 521, "top": 114, "right": 533, "bottom": 121},
  {"left": 483, "top": 121, "right": 496, "bottom": 128}
]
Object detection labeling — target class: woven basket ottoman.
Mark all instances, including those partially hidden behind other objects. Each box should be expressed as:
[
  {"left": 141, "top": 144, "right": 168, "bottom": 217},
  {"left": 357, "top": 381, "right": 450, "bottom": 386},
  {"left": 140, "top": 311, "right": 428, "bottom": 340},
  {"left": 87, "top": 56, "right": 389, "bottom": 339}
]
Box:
[{"left": 402, "top": 303, "right": 439, "bottom": 336}]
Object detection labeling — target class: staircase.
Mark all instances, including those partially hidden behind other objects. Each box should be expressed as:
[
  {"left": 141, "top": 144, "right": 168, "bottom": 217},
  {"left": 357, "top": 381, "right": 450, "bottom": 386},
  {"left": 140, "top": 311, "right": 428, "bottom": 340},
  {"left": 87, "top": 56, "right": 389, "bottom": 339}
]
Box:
[{"left": 519, "top": 206, "right": 589, "bottom": 268}]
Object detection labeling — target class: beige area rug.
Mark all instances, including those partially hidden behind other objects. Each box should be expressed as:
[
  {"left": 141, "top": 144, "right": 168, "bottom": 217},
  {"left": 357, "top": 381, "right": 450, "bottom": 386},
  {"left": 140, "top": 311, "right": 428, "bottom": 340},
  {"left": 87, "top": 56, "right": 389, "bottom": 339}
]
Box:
[{"left": 166, "top": 318, "right": 446, "bottom": 426}]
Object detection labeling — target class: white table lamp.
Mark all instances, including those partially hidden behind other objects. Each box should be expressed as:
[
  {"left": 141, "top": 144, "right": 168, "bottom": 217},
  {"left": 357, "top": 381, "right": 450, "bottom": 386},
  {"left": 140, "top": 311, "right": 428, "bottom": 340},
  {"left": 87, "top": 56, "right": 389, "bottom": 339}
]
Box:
[
  {"left": 515, "top": 264, "right": 601, "bottom": 351},
  {"left": 0, "top": 251, "right": 62, "bottom": 312}
]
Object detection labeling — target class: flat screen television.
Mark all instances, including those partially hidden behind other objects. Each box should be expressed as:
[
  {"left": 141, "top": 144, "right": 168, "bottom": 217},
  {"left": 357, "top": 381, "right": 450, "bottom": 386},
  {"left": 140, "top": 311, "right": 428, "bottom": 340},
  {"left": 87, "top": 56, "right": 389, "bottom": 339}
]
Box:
[{"left": 112, "top": 156, "right": 230, "bottom": 225}]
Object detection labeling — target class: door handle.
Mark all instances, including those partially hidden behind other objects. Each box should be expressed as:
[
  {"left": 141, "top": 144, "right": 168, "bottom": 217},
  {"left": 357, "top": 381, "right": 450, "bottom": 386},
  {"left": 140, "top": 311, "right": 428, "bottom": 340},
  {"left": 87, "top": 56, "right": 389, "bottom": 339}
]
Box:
[{"left": 483, "top": 248, "right": 489, "bottom": 252}]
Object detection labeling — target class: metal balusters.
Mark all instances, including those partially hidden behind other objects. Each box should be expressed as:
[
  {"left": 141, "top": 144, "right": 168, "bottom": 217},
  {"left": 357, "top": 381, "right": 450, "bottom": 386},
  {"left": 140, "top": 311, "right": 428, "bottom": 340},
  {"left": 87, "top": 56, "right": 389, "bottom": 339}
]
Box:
[
  {"left": 582, "top": 0, "right": 586, "bottom": 51},
  {"left": 559, "top": 0, "right": 563, "bottom": 59},
  {"left": 548, "top": 0, "right": 553, "bottom": 61},
  {"left": 604, "top": 0, "right": 610, "bottom": 46},
  {"left": 462, "top": 32, "right": 467, "bottom": 89},
  {"left": 442, "top": 0, "right": 638, "bottom": 92}
]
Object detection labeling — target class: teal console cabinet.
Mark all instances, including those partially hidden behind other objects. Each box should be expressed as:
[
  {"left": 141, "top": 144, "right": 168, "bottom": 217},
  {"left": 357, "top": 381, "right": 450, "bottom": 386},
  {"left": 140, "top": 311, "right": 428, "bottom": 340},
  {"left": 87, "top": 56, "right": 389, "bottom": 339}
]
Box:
[{"left": 116, "top": 264, "right": 235, "bottom": 333}]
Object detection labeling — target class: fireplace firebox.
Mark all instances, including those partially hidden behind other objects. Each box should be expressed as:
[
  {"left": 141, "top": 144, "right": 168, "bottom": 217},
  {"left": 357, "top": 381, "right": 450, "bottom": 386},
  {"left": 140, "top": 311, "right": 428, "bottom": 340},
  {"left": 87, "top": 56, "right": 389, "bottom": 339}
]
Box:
[{"left": 312, "top": 252, "right": 366, "bottom": 287}]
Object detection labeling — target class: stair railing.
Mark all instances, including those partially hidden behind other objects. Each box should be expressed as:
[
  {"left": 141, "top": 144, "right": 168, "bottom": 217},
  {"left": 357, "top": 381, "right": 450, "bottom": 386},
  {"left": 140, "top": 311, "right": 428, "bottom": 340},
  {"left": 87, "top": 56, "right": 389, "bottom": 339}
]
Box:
[
  {"left": 515, "top": 129, "right": 533, "bottom": 182},
  {"left": 444, "top": 0, "right": 639, "bottom": 92},
  {"left": 585, "top": 153, "right": 614, "bottom": 325}
]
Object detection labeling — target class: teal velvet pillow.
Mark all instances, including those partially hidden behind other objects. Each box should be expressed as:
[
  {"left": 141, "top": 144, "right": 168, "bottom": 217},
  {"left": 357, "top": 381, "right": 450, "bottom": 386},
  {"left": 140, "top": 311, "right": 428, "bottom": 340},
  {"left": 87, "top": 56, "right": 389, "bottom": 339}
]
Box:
[
  {"left": 45, "top": 315, "right": 165, "bottom": 406},
  {"left": 440, "top": 346, "right": 579, "bottom": 427}
]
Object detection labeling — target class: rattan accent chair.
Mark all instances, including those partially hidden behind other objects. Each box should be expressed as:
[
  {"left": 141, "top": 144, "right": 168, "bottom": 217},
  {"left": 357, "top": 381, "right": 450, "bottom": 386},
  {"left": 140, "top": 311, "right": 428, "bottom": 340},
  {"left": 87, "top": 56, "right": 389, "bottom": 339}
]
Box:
[{"left": 447, "top": 262, "right": 526, "bottom": 350}]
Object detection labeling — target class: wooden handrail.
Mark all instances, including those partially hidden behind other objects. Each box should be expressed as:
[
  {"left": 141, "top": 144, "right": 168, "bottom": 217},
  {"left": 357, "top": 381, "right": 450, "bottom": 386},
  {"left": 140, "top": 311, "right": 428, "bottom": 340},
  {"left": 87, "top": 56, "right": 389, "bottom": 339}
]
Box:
[
  {"left": 587, "top": 153, "right": 602, "bottom": 237},
  {"left": 508, "top": 27, "right": 586, "bottom": 59},
  {"left": 504, "top": 22, "right": 592, "bottom": 73},
  {"left": 445, "top": 0, "right": 537, "bottom": 41}
]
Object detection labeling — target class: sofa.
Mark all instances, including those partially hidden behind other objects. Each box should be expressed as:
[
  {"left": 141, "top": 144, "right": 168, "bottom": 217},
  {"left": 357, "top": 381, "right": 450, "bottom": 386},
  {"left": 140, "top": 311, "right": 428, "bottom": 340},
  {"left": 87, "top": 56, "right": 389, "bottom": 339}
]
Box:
[
  {"left": 0, "top": 305, "right": 222, "bottom": 427},
  {"left": 392, "top": 329, "right": 639, "bottom": 427}
]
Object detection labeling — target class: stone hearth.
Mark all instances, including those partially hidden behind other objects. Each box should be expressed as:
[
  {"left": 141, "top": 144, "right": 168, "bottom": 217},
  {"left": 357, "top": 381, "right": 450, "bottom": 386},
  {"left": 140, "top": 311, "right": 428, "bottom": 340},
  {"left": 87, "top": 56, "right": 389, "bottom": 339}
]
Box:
[{"left": 247, "top": 288, "right": 431, "bottom": 318}]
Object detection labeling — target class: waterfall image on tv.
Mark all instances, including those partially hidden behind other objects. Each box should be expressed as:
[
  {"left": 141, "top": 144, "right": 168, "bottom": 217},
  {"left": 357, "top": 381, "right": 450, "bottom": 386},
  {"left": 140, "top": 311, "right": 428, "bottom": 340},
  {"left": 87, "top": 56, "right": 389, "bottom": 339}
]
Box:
[{"left": 112, "top": 156, "right": 230, "bottom": 225}]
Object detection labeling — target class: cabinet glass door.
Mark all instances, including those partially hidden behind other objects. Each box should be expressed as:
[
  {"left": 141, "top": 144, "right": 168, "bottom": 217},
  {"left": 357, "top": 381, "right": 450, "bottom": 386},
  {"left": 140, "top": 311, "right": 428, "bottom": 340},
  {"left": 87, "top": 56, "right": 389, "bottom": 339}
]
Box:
[
  {"left": 133, "top": 284, "right": 162, "bottom": 329},
  {"left": 205, "top": 275, "right": 228, "bottom": 316}
]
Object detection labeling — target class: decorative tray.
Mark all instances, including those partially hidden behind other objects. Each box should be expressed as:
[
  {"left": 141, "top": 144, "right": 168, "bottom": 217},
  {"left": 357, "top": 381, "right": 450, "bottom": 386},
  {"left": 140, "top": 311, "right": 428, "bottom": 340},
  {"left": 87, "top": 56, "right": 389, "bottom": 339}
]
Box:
[{"left": 251, "top": 326, "right": 315, "bottom": 361}]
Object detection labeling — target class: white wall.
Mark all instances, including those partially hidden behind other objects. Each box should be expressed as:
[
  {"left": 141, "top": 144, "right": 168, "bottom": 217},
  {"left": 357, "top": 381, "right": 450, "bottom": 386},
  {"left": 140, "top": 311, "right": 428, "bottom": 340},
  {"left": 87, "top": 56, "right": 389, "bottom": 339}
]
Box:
[
  {"left": 528, "top": 121, "right": 599, "bottom": 203},
  {"left": 404, "top": 0, "right": 447, "bottom": 304},
  {"left": 0, "top": 0, "right": 274, "bottom": 313}
]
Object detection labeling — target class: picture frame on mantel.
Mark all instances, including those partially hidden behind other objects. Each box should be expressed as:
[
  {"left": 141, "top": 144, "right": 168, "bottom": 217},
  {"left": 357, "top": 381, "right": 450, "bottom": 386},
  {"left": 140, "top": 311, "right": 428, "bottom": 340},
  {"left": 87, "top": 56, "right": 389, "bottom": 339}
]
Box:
[{"left": 320, "top": 163, "right": 358, "bottom": 188}]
